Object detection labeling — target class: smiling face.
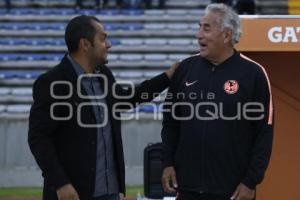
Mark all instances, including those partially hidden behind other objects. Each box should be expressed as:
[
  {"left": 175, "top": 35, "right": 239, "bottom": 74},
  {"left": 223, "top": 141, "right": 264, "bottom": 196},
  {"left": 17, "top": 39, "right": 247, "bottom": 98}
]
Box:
[
  {"left": 197, "top": 11, "right": 232, "bottom": 63},
  {"left": 87, "top": 21, "right": 111, "bottom": 66}
]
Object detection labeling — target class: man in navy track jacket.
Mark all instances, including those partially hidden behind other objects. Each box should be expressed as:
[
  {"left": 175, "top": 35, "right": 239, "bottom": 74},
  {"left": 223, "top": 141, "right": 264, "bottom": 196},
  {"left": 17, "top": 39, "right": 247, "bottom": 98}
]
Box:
[{"left": 161, "top": 4, "right": 274, "bottom": 200}]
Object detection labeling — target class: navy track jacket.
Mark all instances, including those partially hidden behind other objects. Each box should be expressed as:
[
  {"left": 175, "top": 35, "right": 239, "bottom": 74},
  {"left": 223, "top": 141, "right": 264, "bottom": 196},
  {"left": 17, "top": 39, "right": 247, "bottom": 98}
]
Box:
[{"left": 161, "top": 51, "right": 274, "bottom": 196}]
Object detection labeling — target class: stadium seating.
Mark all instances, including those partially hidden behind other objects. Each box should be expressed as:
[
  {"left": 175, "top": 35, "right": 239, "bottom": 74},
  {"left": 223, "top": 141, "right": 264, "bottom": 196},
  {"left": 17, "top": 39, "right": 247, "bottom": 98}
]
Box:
[{"left": 0, "top": 0, "right": 288, "bottom": 115}]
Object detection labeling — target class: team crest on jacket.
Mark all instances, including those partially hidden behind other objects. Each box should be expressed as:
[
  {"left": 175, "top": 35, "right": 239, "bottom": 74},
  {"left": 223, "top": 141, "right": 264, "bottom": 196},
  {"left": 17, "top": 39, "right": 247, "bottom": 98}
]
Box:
[{"left": 224, "top": 80, "right": 239, "bottom": 94}]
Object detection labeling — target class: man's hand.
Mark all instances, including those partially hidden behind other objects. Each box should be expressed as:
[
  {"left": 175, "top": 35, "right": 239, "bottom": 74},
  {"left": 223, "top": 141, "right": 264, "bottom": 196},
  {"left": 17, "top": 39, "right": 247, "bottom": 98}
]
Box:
[
  {"left": 231, "top": 183, "right": 255, "bottom": 200},
  {"left": 165, "top": 62, "right": 180, "bottom": 79},
  {"left": 56, "top": 184, "right": 80, "bottom": 200},
  {"left": 161, "top": 166, "right": 178, "bottom": 193}
]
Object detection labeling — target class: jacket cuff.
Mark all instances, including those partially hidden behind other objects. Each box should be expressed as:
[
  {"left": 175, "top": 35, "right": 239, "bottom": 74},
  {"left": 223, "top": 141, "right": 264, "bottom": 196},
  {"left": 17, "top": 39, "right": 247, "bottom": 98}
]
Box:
[
  {"left": 162, "top": 160, "right": 174, "bottom": 169},
  {"left": 53, "top": 178, "right": 70, "bottom": 191},
  {"left": 242, "top": 177, "right": 257, "bottom": 190},
  {"left": 47, "top": 172, "right": 70, "bottom": 190}
]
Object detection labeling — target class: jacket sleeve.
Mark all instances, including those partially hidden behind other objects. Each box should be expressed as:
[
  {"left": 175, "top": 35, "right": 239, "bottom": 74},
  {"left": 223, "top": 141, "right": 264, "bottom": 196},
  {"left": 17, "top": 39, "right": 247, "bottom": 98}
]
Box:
[
  {"left": 161, "top": 67, "right": 183, "bottom": 169},
  {"left": 28, "top": 75, "right": 70, "bottom": 190},
  {"left": 111, "top": 70, "right": 170, "bottom": 105},
  {"left": 242, "top": 68, "right": 274, "bottom": 189}
]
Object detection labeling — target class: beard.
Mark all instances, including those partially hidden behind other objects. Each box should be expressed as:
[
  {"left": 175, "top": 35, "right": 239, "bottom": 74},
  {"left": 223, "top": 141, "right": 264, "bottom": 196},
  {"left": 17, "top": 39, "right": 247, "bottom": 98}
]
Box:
[
  {"left": 103, "top": 57, "right": 108, "bottom": 64},
  {"left": 96, "top": 55, "right": 108, "bottom": 66}
]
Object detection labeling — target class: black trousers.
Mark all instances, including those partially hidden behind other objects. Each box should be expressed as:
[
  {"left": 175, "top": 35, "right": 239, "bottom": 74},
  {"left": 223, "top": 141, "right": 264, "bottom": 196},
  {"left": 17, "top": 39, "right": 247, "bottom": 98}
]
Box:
[{"left": 176, "top": 191, "right": 231, "bottom": 200}]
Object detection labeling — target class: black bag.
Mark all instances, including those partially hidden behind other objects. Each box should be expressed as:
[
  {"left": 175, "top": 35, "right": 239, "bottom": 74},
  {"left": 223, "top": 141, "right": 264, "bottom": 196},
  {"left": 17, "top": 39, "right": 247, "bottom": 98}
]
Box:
[{"left": 143, "top": 142, "right": 176, "bottom": 199}]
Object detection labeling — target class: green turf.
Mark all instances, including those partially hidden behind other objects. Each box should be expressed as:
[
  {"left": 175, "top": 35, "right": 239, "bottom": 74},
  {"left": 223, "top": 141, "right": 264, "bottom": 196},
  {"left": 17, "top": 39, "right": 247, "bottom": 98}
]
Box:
[
  {"left": 125, "top": 186, "right": 144, "bottom": 198},
  {"left": 0, "top": 187, "right": 42, "bottom": 198},
  {"left": 0, "top": 186, "right": 143, "bottom": 198}
]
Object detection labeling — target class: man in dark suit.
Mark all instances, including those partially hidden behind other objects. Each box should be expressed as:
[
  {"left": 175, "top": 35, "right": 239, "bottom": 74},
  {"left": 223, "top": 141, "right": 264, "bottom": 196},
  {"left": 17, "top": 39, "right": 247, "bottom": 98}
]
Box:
[{"left": 28, "top": 15, "right": 177, "bottom": 200}]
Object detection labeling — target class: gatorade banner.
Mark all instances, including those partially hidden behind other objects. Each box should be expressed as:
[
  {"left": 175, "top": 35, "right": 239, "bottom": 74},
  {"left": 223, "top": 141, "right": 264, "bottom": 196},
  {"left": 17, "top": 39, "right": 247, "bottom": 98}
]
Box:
[{"left": 237, "top": 16, "right": 300, "bottom": 51}]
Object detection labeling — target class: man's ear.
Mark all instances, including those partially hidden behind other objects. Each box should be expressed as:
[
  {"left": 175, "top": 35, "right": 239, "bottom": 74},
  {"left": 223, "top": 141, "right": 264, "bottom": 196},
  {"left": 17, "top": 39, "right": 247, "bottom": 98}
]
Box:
[
  {"left": 223, "top": 28, "right": 233, "bottom": 44},
  {"left": 79, "top": 38, "right": 90, "bottom": 51}
]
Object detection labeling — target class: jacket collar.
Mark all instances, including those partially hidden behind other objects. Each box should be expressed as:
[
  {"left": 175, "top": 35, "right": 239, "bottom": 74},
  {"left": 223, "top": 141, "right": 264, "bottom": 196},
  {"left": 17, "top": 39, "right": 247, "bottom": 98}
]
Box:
[
  {"left": 58, "top": 54, "right": 79, "bottom": 86},
  {"left": 202, "top": 49, "right": 240, "bottom": 70}
]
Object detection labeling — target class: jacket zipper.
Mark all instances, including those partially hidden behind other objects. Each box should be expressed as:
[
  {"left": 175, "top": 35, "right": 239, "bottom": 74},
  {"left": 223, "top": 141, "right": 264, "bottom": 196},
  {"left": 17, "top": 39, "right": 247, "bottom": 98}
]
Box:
[{"left": 200, "top": 65, "right": 215, "bottom": 193}]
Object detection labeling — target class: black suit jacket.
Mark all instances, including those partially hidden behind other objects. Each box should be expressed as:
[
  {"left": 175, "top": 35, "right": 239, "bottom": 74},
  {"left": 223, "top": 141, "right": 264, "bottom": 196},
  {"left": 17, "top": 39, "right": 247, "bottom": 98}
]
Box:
[{"left": 28, "top": 55, "right": 170, "bottom": 199}]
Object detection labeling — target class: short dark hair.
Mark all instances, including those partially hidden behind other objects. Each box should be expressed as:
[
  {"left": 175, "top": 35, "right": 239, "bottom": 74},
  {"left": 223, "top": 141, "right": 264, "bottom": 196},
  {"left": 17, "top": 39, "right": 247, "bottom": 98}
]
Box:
[{"left": 65, "top": 15, "right": 101, "bottom": 53}]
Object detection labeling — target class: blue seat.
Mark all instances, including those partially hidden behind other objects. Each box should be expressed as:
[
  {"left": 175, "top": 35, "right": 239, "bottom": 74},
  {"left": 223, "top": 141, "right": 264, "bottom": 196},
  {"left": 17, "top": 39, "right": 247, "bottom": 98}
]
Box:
[
  {"left": 168, "top": 54, "right": 190, "bottom": 61},
  {"left": 0, "top": 24, "right": 10, "bottom": 30},
  {"left": 16, "top": 71, "right": 41, "bottom": 79},
  {"left": 189, "top": 23, "right": 199, "bottom": 31},
  {"left": 6, "top": 104, "right": 31, "bottom": 114},
  {"left": 17, "top": 24, "right": 36, "bottom": 31},
  {"left": 188, "top": 9, "right": 205, "bottom": 16},
  {"left": 143, "top": 71, "right": 162, "bottom": 78},
  {"left": 144, "top": 9, "right": 165, "bottom": 16},
  {"left": 99, "top": 9, "right": 120, "bottom": 15},
  {"left": 168, "top": 39, "right": 191, "bottom": 46},
  {"left": 0, "top": 9, "right": 7, "bottom": 15},
  {"left": 50, "top": 23, "right": 65, "bottom": 30},
  {"left": 38, "top": 8, "right": 55, "bottom": 15},
  {"left": 0, "top": 23, "right": 65, "bottom": 30},
  {"left": 0, "top": 105, "right": 6, "bottom": 113},
  {"left": 118, "top": 71, "right": 143, "bottom": 79},
  {"left": 166, "top": 10, "right": 188, "bottom": 16},
  {"left": 26, "top": 8, "right": 40, "bottom": 15},
  {"left": 144, "top": 54, "right": 168, "bottom": 62},
  {"left": 11, "top": 88, "right": 32, "bottom": 96},
  {"left": 167, "top": 23, "right": 189, "bottom": 30},
  {"left": 24, "top": 54, "right": 44, "bottom": 61},
  {"left": 33, "top": 39, "right": 49, "bottom": 46},
  {"left": 13, "top": 39, "right": 32, "bottom": 45},
  {"left": 28, "top": 71, "right": 42, "bottom": 79},
  {"left": 58, "top": 9, "right": 76, "bottom": 15},
  {"left": 125, "top": 107, "right": 139, "bottom": 113},
  {"left": 54, "top": 0, "right": 73, "bottom": 2},
  {"left": 104, "top": 24, "right": 121, "bottom": 31},
  {"left": 0, "top": 39, "right": 13, "bottom": 45},
  {"left": 14, "top": 72, "right": 28, "bottom": 79},
  {"left": 107, "top": 54, "right": 119, "bottom": 61},
  {"left": 3, "top": 23, "right": 32, "bottom": 30},
  {"left": 119, "top": 54, "right": 143, "bottom": 61},
  {"left": 36, "top": 24, "right": 52, "bottom": 30},
  {"left": 0, "top": 72, "right": 16, "bottom": 79},
  {"left": 10, "top": 8, "right": 32, "bottom": 15},
  {"left": 121, "top": 23, "right": 143, "bottom": 31},
  {"left": 0, "top": 54, "right": 18, "bottom": 61},
  {"left": 139, "top": 104, "right": 157, "bottom": 113},
  {"left": 110, "top": 39, "right": 121, "bottom": 46},
  {"left": 144, "top": 23, "right": 165, "bottom": 30},
  {"left": 53, "top": 39, "right": 65, "bottom": 46},
  {"left": 79, "top": 9, "right": 97, "bottom": 15},
  {"left": 35, "top": 39, "right": 64, "bottom": 46},
  {"left": 34, "top": 23, "right": 65, "bottom": 30},
  {"left": 120, "top": 39, "right": 143, "bottom": 46},
  {"left": 16, "top": 24, "right": 33, "bottom": 30},
  {"left": 8, "top": 40, "right": 20, "bottom": 45},
  {"left": 120, "top": 9, "right": 144, "bottom": 15},
  {"left": 2, "top": 23, "right": 23, "bottom": 30},
  {"left": 0, "top": 23, "right": 9, "bottom": 29},
  {"left": 43, "top": 54, "right": 64, "bottom": 61},
  {"left": 144, "top": 39, "right": 167, "bottom": 46},
  {"left": 0, "top": 87, "right": 11, "bottom": 95}
]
